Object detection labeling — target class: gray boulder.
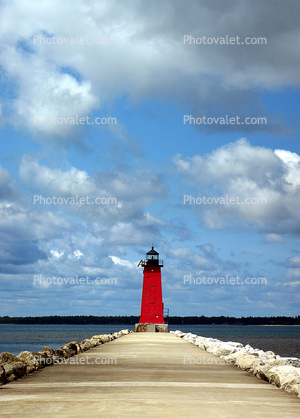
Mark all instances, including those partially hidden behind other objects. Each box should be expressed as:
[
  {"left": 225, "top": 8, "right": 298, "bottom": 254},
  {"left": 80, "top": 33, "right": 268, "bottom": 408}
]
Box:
[
  {"left": 0, "top": 366, "right": 7, "bottom": 385},
  {"left": 0, "top": 352, "right": 19, "bottom": 364},
  {"left": 236, "top": 354, "right": 259, "bottom": 371},
  {"left": 42, "top": 346, "right": 55, "bottom": 357},
  {"left": 80, "top": 339, "right": 93, "bottom": 351},
  {"left": 268, "top": 365, "right": 300, "bottom": 396},
  {"left": 3, "top": 361, "right": 27, "bottom": 382},
  {"left": 17, "top": 351, "right": 40, "bottom": 373},
  {"left": 62, "top": 341, "right": 81, "bottom": 355},
  {"left": 54, "top": 347, "right": 75, "bottom": 359}
]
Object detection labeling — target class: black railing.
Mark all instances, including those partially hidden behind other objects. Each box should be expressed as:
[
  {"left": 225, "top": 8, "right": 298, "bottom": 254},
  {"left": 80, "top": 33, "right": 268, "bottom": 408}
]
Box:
[
  {"left": 137, "top": 259, "right": 163, "bottom": 267},
  {"left": 163, "top": 307, "right": 169, "bottom": 324}
]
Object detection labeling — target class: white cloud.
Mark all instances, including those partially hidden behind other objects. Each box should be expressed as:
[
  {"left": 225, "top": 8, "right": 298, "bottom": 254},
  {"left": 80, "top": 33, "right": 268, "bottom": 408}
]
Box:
[
  {"left": 200, "top": 244, "right": 213, "bottom": 255},
  {"left": 264, "top": 234, "right": 285, "bottom": 243},
  {"left": 19, "top": 156, "right": 96, "bottom": 196},
  {"left": 0, "top": 202, "right": 69, "bottom": 242},
  {"left": 0, "top": 164, "right": 16, "bottom": 200},
  {"left": 286, "top": 268, "right": 300, "bottom": 279},
  {"left": 108, "top": 223, "right": 155, "bottom": 245},
  {"left": 164, "top": 245, "right": 214, "bottom": 270},
  {"left": 73, "top": 250, "right": 83, "bottom": 259},
  {"left": 18, "top": 156, "right": 168, "bottom": 226},
  {"left": 82, "top": 267, "right": 106, "bottom": 276},
  {"left": 274, "top": 149, "right": 300, "bottom": 190},
  {"left": 287, "top": 256, "right": 300, "bottom": 268},
  {"left": 1, "top": 0, "right": 300, "bottom": 139},
  {"left": 109, "top": 256, "right": 136, "bottom": 269},
  {"left": 174, "top": 139, "right": 300, "bottom": 234},
  {"left": 281, "top": 281, "right": 300, "bottom": 287},
  {"left": 50, "top": 249, "right": 64, "bottom": 258}
]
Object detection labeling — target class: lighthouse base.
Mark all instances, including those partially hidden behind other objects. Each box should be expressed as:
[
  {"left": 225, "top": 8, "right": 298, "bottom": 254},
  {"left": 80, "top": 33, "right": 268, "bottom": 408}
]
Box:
[{"left": 135, "top": 323, "right": 169, "bottom": 333}]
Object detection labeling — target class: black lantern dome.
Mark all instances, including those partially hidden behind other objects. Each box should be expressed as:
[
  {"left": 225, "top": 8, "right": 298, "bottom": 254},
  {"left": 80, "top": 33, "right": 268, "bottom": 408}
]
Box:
[{"left": 137, "top": 246, "right": 163, "bottom": 267}]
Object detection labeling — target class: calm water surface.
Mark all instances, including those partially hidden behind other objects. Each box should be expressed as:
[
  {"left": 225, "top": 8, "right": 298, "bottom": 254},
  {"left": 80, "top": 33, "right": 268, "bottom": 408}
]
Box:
[{"left": 0, "top": 324, "right": 299, "bottom": 358}]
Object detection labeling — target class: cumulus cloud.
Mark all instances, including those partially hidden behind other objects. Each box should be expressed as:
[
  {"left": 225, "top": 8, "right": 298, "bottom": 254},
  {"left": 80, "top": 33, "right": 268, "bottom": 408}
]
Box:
[
  {"left": 163, "top": 245, "right": 214, "bottom": 270},
  {"left": 18, "top": 156, "right": 169, "bottom": 225},
  {"left": 264, "top": 234, "right": 285, "bottom": 243},
  {"left": 110, "top": 256, "right": 137, "bottom": 269},
  {"left": 200, "top": 244, "right": 214, "bottom": 255},
  {"left": 286, "top": 268, "right": 300, "bottom": 279},
  {"left": 1, "top": 0, "right": 300, "bottom": 140},
  {"left": 19, "top": 156, "right": 96, "bottom": 196},
  {"left": 0, "top": 165, "right": 16, "bottom": 200},
  {"left": 0, "top": 202, "right": 70, "bottom": 243},
  {"left": 286, "top": 256, "right": 300, "bottom": 268},
  {"left": 174, "top": 139, "right": 300, "bottom": 234},
  {"left": 0, "top": 200, "right": 70, "bottom": 275},
  {"left": 281, "top": 281, "right": 300, "bottom": 287}
]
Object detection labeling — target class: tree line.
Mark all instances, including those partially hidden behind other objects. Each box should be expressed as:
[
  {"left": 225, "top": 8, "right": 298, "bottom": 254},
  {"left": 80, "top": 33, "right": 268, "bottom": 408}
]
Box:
[{"left": 0, "top": 315, "right": 299, "bottom": 325}]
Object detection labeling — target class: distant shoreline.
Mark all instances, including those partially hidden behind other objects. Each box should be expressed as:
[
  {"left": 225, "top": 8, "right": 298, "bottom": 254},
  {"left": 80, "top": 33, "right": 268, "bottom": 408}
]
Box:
[
  {"left": 1, "top": 315, "right": 299, "bottom": 326},
  {"left": 1, "top": 323, "right": 300, "bottom": 326},
  {"left": 259, "top": 324, "right": 300, "bottom": 326}
]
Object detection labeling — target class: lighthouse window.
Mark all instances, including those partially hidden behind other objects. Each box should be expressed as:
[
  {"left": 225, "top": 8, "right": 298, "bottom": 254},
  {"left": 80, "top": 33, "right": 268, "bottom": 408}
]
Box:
[
  {"left": 151, "top": 269, "right": 154, "bottom": 271},
  {"left": 151, "top": 286, "right": 153, "bottom": 289}
]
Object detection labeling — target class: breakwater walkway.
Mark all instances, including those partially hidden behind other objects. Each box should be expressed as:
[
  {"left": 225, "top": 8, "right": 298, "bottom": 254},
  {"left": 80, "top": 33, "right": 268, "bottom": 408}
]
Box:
[{"left": 1, "top": 333, "right": 299, "bottom": 417}]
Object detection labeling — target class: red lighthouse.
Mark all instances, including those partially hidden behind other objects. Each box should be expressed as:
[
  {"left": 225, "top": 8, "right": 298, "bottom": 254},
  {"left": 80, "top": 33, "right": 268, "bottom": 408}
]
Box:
[{"left": 136, "top": 247, "right": 168, "bottom": 332}]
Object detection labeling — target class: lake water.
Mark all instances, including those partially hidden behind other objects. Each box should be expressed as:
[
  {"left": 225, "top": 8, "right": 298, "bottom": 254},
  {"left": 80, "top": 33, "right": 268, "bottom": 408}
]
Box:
[{"left": 0, "top": 324, "right": 299, "bottom": 358}]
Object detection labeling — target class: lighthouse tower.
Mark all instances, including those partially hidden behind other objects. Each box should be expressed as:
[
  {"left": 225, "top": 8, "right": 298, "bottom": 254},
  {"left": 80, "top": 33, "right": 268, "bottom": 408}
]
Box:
[{"left": 135, "top": 247, "right": 168, "bottom": 332}]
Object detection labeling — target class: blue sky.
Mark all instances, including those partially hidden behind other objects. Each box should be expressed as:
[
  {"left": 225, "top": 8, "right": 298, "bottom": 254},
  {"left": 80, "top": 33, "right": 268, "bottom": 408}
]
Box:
[{"left": 0, "top": 0, "right": 300, "bottom": 318}]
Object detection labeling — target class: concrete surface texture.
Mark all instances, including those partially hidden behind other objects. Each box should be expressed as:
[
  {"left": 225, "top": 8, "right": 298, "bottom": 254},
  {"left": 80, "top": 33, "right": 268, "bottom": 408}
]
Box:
[{"left": 1, "top": 332, "right": 300, "bottom": 417}]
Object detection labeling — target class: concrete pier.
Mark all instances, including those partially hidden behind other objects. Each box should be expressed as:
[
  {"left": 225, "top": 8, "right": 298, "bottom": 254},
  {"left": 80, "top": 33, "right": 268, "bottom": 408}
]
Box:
[{"left": 1, "top": 333, "right": 299, "bottom": 417}]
